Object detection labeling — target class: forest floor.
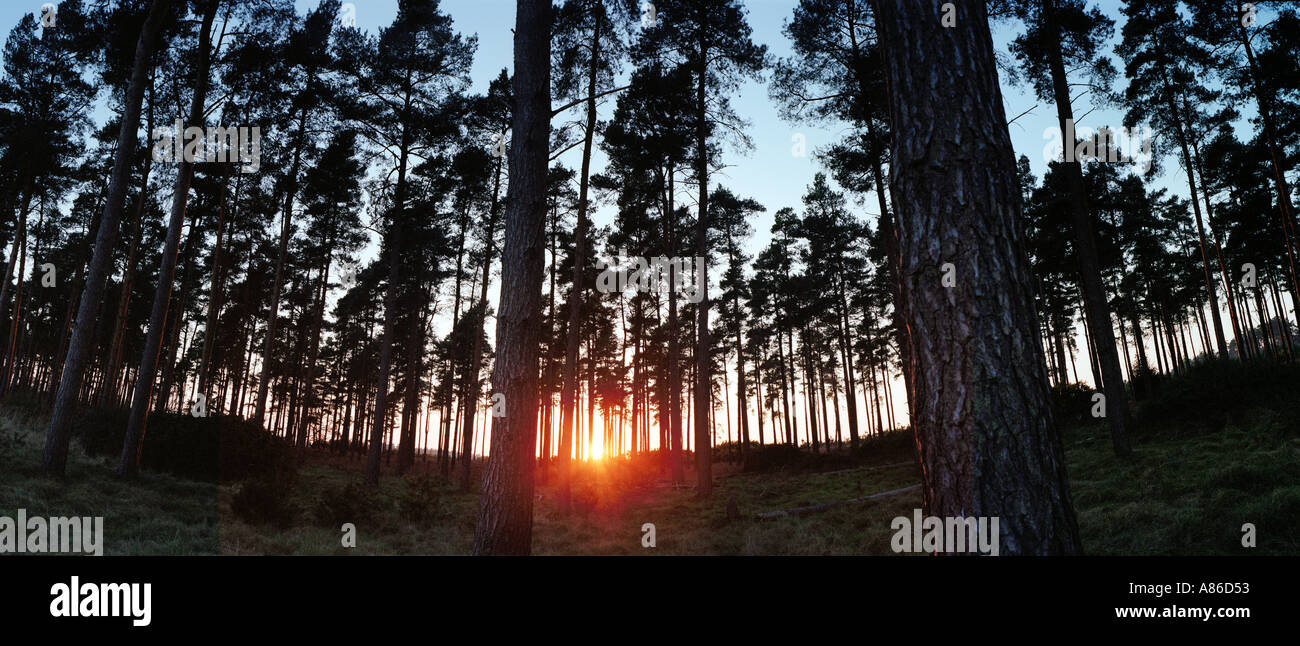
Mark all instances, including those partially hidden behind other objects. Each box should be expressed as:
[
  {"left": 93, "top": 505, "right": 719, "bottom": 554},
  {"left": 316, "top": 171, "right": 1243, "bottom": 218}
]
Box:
[{"left": 2, "top": 387, "right": 1297, "bottom": 555}]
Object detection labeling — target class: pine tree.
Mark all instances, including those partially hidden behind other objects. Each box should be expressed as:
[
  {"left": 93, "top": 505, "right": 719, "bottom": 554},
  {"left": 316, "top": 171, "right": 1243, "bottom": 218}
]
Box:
[
  {"left": 473, "top": 0, "right": 552, "bottom": 556},
  {"left": 42, "top": 0, "right": 172, "bottom": 476},
  {"left": 871, "top": 0, "right": 1082, "bottom": 553}
]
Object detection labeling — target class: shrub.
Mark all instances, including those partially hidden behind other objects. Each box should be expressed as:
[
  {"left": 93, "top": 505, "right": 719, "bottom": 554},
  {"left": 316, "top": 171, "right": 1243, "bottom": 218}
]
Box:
[
  {"left": 711, "top": 441, "right": 760, "bottom": 463},
  {"left": 397, "top": 473, "right": 442, "bottom": 522},
  {"left": 231, "top": 476, "right": 299, "bottom": 528},
  {"left": 76, "top": 408, "right": 295, "bottom": 483},
  {"left": 313, "top": 480, "right": 385, "bottom": 528},
  {"left": 1050, "top": 382, "right": 1097, "bottom": 428},
  {"left": 742, "top": 443, "right": 806, "bottom": 472},
  {"left": 737, "top": 429, "right": 914, "bottom": 473},
  {"left": 0, "top": 426, "right": 23, "bottom": 464},
  {"left": 1133, "top": 358, "right": 1300, "bottom": 438}
]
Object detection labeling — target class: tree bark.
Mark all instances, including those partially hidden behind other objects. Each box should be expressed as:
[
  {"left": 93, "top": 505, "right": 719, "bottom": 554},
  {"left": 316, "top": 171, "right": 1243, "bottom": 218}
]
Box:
[
  {"left": 473, "top": 0, "right": 550, "bottom": 555},
  {"left": 872, "top": 0, "right": 1082, "bottom": 554}
]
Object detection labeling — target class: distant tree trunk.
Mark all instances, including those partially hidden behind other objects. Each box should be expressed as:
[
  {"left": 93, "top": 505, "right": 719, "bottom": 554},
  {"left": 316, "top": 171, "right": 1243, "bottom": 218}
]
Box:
[
  {"left": 49, "top": 189, "right": 105, "bottom": 404},
  {"left": 1188, "top": 135, "right": 1245, "bottom": 356},
  {"left": 1164, "top": 80, "right": 1228, "bottom": 358},
  {"left": 853, "top": 12, "right": 913, "bottom": 427},
  {"left": 460, "top": 163, "right": 502, "bottom": 491},
  {"left": 473, "top": 0, "right": 550, "bottom": 555},
  {"left": 42, "top": 0, "right": 170, "bottom": 476},
  {"left": 872, "top": 0, "right": 1083, "bottom": 554},
  {"left": 732, "top": 307, "right": 749, "bottom": 461},
  {"left": 196, "top": 171, "right": 232, "bottom": 402},
  {"left": 1, "top": 196, "right": 30, "bottom": 397},
  {"left": 118, "top": 0, "right": 219, "bottom": 478},
  {"left": 365, "top": 72, "right": 419, "bottom": 486},
  {"left": 557, "top": 13, "right": 602, "bottom": 509},
  {"left": 0, "top": 184, "right": 32, "bottom": 377},
  {"left": 297, "top": 257, "right": 333, "bottom": 451},
  {"left": 753, "top": 345, "right": 764, "bottom": 445},
  {"left": 254, "top": 100, "right": 311, "bottom": 427},
  {"left": 1235, "top": 16, "right": 1300, "bottom": 338},
  {"left": 834, "top": 275, "right": 858, "bottom": 448},
  {"left": 439, "top": 207, "right": 471, "bottom": 476},
  {"left": 664, "top": 169, "right": 685, "bottom": 482},
  {"left": 1039, "top": 0, "right": 1130, "bottom": 456},
  {"left": 692, "top": 12, "right": 713, "bottom": 498},
  {"left": 152, "top": 208, "right": 200, "bottom": 416},
  {"left": 104, "top": 85, "right": 156, "bottom": 407}
]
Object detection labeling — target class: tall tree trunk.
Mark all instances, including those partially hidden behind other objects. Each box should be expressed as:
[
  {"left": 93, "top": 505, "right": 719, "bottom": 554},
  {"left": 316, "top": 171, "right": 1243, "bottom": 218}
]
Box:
[
  {"left": 152, "top": 206, "right": 199, "bottom": 416},
  {"left": 665, "top": 169, "right": 685, "bottom": 481},
  {"left": 692, "top": 12, "right": 713, "bottom": 497},
  {"left": 195, "top": 171, "right": 232, "bottom": 402},
  {"left": 297, "top": 257, "right": 333, "bottom": 451},
  {"left": 853, "top": 4, "right": 914, "bottom": 426},
  {"left": 473, "top": 0, "right": 550, "bottom": 555},
  {"left": 104, "top": 85, "right": 156, "bottom": 406},
  {"left": 440, "top": 206, "right": 471, "bottom": 476},
  {"left": 0, "top": 183, "right": 32, "bottom": 368},
  {"left": 835, "top": 274, "right": 859, "bottom": 447},
  {"left": 1040, "top": 0, "right": 1130, "bottom": 455},
  {"left": 557, "top": 9, "right": 602, "bottom": 509},
  {"left": 1235, "top": 16, "right": 1300, "bottom": 336},
  {"left": 872, "top": 0, "right": 1082, "bottom": 554},
  {"left": 2, "top": 196, "right": 30, "bottom": 397},
  {"left": 1165, "top": 80, "right": 1228, "bottom": 357},
  {"left": 365, "top": 77, "right": 416, "bottom": 486},
  {"left": 43, "top": 0, "right": 169, "bottom": 475},
  {"left": 254, "top": 90, "right": 313, "bottom": 427},
  {"left": 460, "top": 160, "right": 502, "bottom": 491},
  {"left": 1188, "top": 133, "right": 1245, "bottom": 356},
  {"left": 118, "top": 0, "right": 218, "bottom": 478}
]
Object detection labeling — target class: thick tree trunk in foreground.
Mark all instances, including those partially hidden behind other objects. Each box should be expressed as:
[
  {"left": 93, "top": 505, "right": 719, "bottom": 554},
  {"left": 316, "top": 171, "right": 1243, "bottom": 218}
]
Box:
[
  {"left": 473, "top": 0, "right": 550, "bottom": 556},
  {"left": 872, "top": 0, "right": 1082, "bottom": 554},
  {"left": 42, "top": 0, "right": 170, "bottom": 476}
]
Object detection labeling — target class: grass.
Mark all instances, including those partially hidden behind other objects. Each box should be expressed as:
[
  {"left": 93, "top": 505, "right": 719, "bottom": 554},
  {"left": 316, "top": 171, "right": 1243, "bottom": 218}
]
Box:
[
  {"left": 2, "top": 361, "right": 1297, "bottom": 555},
  {"left": 1065, "top": 418, "right": 1300, "bottom": 555},
  {"left": 0, "top": 408, "right": 220, "bottom": 555},
  {"left": 216, "top": 448, "right": 920, "bottom": 555}
]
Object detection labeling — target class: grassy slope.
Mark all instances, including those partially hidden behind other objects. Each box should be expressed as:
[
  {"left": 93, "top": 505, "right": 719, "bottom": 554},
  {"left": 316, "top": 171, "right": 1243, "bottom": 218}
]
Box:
[
  {"left": 0, "top": 409, "right": 220, "bottom": 555},
  {"left": 2, "top": 389, "right": 1297, "bottom": 555}
]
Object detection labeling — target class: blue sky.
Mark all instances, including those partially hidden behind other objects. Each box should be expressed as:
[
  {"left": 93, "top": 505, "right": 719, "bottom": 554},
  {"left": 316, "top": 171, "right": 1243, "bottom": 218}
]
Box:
[
  {"left": 0, "top": 0, "right": 1176, "bottom": 239},
  {"left": 0, "top": 0, "right": 1275, "bottom": 434}
]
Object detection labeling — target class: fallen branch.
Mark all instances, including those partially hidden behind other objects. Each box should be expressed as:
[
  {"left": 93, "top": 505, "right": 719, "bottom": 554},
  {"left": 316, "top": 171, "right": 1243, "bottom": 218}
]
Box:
[{"left": 754, "top": 484, "right": 921, "bottom": 520}]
